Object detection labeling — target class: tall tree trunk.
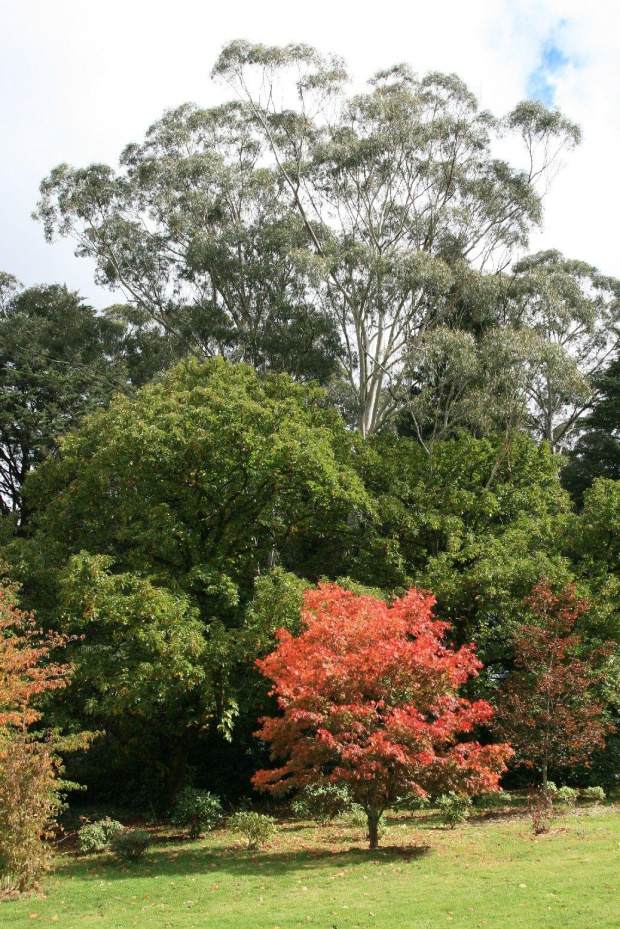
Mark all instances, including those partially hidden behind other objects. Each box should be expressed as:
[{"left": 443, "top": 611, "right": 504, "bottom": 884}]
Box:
[{"left": 541, "top": 760, "right": 548, "bottom": 794}]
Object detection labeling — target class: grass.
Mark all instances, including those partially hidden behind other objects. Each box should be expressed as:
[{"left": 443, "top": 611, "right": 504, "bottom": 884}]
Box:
[{"left": 2, "top": 805, "right": 619, "bottom": 928}]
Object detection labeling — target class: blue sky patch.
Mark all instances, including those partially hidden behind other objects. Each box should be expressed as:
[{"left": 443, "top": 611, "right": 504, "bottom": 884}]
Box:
[{"left": 527, "top": 23, "right": 577, "bottom": 107}]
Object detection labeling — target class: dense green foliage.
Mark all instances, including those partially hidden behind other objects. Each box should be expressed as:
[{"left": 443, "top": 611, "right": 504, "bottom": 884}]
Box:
[
  {"left": 2, "top": 43, "right": 620, "bottom": 839},
  {"left": 171, "top": 788, "right": 223, "bottom": 838},
  {"left": 77, "top": 818, "right": 124, "bottom": 855},
  {"left": 0, "top": 275, "right": 174, "bottom": 524},
  {"left": 228, "top": 811, "right": 277, "bottom": 849},
  {"left": 563, "top": 355, "right": 620, "bottom": 501},
  {"left": 1, "top": 354, "right": 618, "bottom": 802},
  {"left": 436, "top": 792, "right": 473, "bottom": 827},
  {"left": 8, "top": 359, "right": 371, "bottom": 802},
  {"left": 109, "top": 829, "right": 153, "bottom": 861}
]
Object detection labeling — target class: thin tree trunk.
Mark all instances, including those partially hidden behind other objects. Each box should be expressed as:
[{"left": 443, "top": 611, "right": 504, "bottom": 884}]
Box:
[
  {"left": 542, "top": 760, "right": 548, "bottom": 794},
  {"left": 367, "top": 809, "right": 381, "bottom": 850}
]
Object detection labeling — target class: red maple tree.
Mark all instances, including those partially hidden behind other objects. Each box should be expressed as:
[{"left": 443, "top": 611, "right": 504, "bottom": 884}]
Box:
[
  {"left": 253, "top": 583, "right": 511, "bottom": 848},
  {"left": 494, "top": 580, "right": 615, "bottom": 791}
]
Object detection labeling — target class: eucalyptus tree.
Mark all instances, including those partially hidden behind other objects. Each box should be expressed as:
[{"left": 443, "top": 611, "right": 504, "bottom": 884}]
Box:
[
  {"left": 37, "top": 46, "right": 580, "bottom": 434},
  {"left": 562, "top": 355, "right": 620, "bottom": 500},
  {"left": 212, "top": 41, "right": 581, "bottom": 435},
  {"left": 504, "top": 251, "right": 620, "bottom": 452},
  {"left": 35, "top": 103, "right": 341, "bottom": 384},
  {"left": 404, "top": 251, "right": 620, "bottom": 456}
]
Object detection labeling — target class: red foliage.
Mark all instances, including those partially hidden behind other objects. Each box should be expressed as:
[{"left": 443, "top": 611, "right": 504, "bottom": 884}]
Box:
[
  {"left": 253, "top": 583, "right": 511, "bottom": 847},
  {"left": 0, "top": 575, "right": 73, "bottom": 895},
  {"left": 0, "top": 577, "right": 70, "bottom": 730},
  {"left": 494, "top": 580, "right": 615, "bottom": 786}
]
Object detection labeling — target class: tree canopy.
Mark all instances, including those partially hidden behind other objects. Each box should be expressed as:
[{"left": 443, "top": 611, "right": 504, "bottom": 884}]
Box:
[
  {"left": 14, "top": 358, "right": 371, "bottom": 797},
  {"left": 254, "top": 583, "right": 511, "bottom": 847},
  {"left": 37, "top": 44, "right": 617, "bottom": 442}
]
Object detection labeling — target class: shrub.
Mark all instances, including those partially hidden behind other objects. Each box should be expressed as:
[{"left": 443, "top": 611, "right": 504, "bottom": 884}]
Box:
[
  {"left": 77, "top": 818, "right": 124, "bottom": 854},
  {"left": 436, "top": 792, "right": 472, "bottom": 828},
  {"left": 170, "top": 788, "right": 223, "bottom": 839},
  {"left": 582, "top": 786, "right": 605, "bottom": 804},
  {"left": 110, "top": 829, "right": 152, "bottom": 862},
  {"left": 475, "top": 790, "right": 513, "bottom": 810},
  {"left": 346, "top": 804, "right": 369, "bottom": 827},
  {"left": 228, "top": 811, "right": 276, "bottom": 849},
  {"left": 0, "top": 734, "right": 62, "bottom": 898},
  {"left": 394, "top": 794, "right": 431, "bottom": 812},
  {"left": 291, "top": 784, "right": 353, "bottom": 823},
  {"left": 528, "top": 789, "right": 554, "bottom": 834},
  {"left": 545, "top": 781, "right": 558, "bottom": 797},
  {"left": 556, "top": 786, "right": 578, "bottom": 808}
]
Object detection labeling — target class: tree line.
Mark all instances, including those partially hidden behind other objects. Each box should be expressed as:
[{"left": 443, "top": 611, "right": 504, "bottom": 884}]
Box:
[{"left": 1, "top": 43, "right": 619, "bottom": 814}]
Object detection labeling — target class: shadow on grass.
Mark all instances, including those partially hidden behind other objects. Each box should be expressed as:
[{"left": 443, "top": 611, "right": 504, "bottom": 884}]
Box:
[{"left": 62, "top": 839, "right": 432, "bottom": 884}]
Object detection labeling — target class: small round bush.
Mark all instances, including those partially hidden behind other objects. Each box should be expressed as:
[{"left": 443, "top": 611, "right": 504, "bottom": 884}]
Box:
[
  {"left": 291, "top": 784, "right": 353, "bottom": 823},
  {"left": 171, "top": 788, "right": 223, "bottom": 839},
  {"left": 556, "top": 786, "right": 578, "bottom": 807},
  {"left": 110, "top": 829, "right": 152, "bottom": 862},
  {"left": 436, "top": 792, "right": 472, "bottom": 828},
  {"left": 545, "top": 781, "right": 558, "bottom": 797},
  {"left": 228, "top": 811, "right": 276, "bottom": 849},
  {"left": 77, "top": 818, "right": 124, "bottom": 854},
  {"left": 582, "top": 786, "right": 605, "bottom": 804}
]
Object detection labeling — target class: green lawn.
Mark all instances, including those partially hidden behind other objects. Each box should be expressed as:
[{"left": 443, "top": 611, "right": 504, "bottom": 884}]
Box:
[{"left": 3, "top": 806, "right": 619, "bottom": 928}]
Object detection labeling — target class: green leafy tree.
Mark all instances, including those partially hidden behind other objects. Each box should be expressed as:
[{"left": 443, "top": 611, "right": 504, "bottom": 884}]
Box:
[
  {"left": 0, "top": 279, "right": 174, "bottom": 524},
  {"left": 358, "top": 431, "right": 573, "bottom": 664},
  {"left": 15, "top": 358, "right": 370, "bottom": 798}
]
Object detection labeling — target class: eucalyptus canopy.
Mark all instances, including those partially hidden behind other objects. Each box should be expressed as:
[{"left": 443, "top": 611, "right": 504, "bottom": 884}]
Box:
[
  {"left": 36, "top": 43, "right": 582, "bottom": 435},
  {"left": 212, "top": 41, "right": 581, "bottom": 434}
]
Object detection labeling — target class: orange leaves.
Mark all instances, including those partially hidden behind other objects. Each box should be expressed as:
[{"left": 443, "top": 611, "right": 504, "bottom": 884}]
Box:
[
  {"left": 253, "top": 583, "right": 511, "bottom": 814},
  {"left": 0, "top": 576, "right": 73, "bottom": 896},
  {"left": 0, "top": 580, "right": 71, "bottom": 730}
]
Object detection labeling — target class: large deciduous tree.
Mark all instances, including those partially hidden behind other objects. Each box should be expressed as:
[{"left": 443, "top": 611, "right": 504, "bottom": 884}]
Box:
[
  {"left": 493, "top": 580, "right": 614, "bottom": 790},
  {"left": 253, "top": 583, "right": 511, "bottom": 848},
  {"left": 15, "top": 359, "right": 371, "bottom": 798}
]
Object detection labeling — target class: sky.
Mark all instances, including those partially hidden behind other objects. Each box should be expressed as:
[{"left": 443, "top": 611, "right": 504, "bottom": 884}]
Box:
[{"left": 0, "top": 0, "right": 618, "bottom": 307}]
